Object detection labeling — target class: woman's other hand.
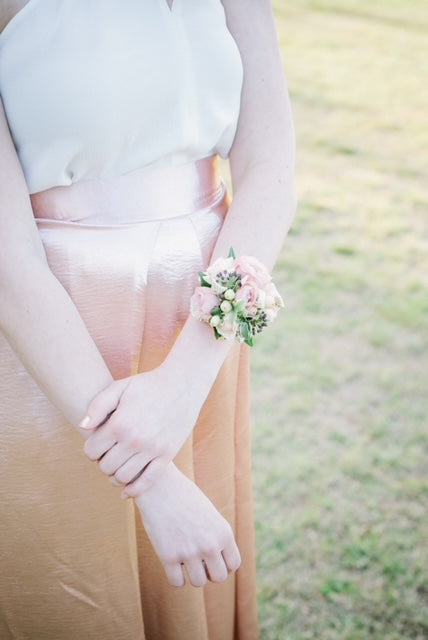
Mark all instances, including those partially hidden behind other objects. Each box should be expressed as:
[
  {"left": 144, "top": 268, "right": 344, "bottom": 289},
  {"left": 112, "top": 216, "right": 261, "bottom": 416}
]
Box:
[
  {"left": 81, "top": 361, "right": 202, "bottom": 495},
  {"left": 134, "top": 463, "right": 241, "bottom": 588}
]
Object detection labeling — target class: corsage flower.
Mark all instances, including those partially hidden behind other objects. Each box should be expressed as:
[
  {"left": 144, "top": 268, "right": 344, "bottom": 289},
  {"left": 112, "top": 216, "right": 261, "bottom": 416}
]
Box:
[{"left": 190, "top": 248, "right": 283, "bottom": 347}]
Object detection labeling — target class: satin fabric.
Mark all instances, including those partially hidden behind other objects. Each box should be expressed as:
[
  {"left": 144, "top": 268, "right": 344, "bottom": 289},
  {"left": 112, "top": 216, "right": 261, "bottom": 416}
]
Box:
[{"left": 0, "top": 157, "right": 259, "bottom": 639}]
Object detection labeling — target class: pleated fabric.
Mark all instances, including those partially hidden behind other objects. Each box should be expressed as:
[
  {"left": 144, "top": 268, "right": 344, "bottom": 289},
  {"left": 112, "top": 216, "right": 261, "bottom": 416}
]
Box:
[{"left": 0, "top": 157, "right": 259, "bottom": 639}]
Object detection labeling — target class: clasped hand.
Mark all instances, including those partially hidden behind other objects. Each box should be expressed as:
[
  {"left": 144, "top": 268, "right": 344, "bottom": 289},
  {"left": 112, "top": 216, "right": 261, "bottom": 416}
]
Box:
[
  {"left": 81, "top": 366, "right": 242, "bottom": 589},
  {"left": 81, "top": 364, "right": 201, "bottom": 496}
]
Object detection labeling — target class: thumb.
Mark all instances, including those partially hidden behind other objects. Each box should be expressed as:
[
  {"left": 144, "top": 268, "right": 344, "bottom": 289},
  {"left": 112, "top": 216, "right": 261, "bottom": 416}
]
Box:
[{"left": 79, "top": 379, "right": 128, "bottom": 430}]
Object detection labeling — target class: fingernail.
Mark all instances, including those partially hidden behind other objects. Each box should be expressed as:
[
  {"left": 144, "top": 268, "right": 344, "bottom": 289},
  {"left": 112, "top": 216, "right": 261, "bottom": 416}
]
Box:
[
  {"left": 121, "top": 492, "right": 129, "bottom": 500},
  {"left": 79, "top": 415, "right": 91, "bottom": 429}
]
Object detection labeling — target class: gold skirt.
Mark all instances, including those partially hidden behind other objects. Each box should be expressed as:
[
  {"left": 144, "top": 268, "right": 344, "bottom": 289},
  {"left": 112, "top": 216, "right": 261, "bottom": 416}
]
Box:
[{"left": 0, "top": 157, "right": 259, "bottom": 640}]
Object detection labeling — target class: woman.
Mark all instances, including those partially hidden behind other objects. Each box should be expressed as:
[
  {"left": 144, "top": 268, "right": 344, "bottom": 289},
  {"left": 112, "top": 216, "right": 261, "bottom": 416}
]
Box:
[{"left": 0, "top": 1, "right": 296, "bottom": 638}]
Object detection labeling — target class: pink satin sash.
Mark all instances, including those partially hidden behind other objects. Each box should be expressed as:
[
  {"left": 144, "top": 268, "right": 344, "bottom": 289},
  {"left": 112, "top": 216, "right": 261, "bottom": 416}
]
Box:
[{"left": 30, "top": 155, "right": 224, "bottom": 225}]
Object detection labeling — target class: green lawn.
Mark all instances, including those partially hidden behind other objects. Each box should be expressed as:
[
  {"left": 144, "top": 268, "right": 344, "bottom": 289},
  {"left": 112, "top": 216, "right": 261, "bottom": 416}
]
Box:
[{"left": 251, "top": 2, "right": 428, "bottom": 638}]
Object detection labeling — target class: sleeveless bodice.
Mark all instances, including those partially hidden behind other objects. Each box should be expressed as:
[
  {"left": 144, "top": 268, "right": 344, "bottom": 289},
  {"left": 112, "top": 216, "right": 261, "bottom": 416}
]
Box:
[{"left": 0, "top": 0, "right": 243, "bottom": 194}]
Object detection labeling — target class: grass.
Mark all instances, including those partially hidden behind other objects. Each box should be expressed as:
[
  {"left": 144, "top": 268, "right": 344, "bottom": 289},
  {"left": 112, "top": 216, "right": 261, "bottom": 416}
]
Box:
[{"left": 251, "top": 2, "right": 428, "bottom": 638}]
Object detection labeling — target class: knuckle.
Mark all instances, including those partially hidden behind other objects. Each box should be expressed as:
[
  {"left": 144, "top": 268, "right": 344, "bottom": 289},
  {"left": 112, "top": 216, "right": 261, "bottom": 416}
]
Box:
[
  {"left": 107, "top": 417, "right": 121, "bottom": 437},
  {"left": 221, "top": 524, "right": 234, "bottom": 545},
  {"left": 201, "top": 535, "right": 221, "bottom": 557},
  {"left": 129, "top": 430, "right": 144, "bottom": 450},
  {"left": 181, "top": 545, "right": 198, "bottom": 564},
  {"left": 163, "top": 552, "right": 179, "bottom": 565}
]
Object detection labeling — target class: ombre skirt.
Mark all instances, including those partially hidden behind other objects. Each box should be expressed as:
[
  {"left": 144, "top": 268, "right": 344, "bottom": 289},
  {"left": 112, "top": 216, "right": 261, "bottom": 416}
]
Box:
[{"left": 0, "top": 157, "right": 259, "bottom": 640}]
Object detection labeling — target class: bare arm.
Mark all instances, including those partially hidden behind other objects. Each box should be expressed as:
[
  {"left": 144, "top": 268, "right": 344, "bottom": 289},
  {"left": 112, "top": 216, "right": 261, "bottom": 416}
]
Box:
[
  {"left": 164, "top": 0, "right": 297, "bottom": 398},
  {"left": 0, "top": 99, "right": 113, "bottom": 425},
  {"left": 216, "top": 0, "right": 297, "bottom": 263},
  {"left": 84, "top": 0, "right": 297, "bottom": 494},
  {"left": 155, "top": 0, "right": 296, "bottom": 392}
]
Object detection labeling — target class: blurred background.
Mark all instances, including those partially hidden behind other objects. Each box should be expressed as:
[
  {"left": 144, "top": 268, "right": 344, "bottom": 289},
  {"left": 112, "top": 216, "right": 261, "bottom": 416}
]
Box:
[{"left": 251, "top": 1, "right": 427, "bottom": 638}]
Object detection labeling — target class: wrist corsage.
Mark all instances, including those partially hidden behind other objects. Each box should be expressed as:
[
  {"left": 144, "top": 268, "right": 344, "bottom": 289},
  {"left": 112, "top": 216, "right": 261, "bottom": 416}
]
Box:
[{"left": 190, "top": 248, "right": 284, "bottom": 347}]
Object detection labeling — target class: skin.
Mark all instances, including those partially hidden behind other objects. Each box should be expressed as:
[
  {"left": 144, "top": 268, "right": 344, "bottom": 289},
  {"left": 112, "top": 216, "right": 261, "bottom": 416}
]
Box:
[
  {"left": 0, "top": 0, "right": 29, "bottom": 32},
  {"left": 0, "top": 0, "right": 296, "bottom": 588}
]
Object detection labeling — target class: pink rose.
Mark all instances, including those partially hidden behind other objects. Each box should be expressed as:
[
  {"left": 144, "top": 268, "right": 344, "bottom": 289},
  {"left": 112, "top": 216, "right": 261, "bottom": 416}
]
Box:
[
  {"left": 216, "top": 316, "right": 236, "bottom": 340},
  {"left": 235, "top": 256, "right": 271, "bottom": 288},
  {"left": 235, "top": 283, "right": 259, "bottom": 311},
  {"left": 190, "top": 287, "right": 219, "bottom": 321}
]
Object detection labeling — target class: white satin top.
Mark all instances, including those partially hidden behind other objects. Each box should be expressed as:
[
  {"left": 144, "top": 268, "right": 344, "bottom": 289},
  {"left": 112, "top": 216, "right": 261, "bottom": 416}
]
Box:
[{"left": 0, "top": 0, "right": 243, "bottom": 194}]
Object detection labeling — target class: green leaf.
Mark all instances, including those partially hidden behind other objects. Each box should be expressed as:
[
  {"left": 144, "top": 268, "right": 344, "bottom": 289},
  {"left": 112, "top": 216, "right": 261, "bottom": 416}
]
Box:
[
  {"left": 240, "top": 322, "right": 254, "bottom": 347},
  {"left": 228, "top": 246, "right": 236, "bottom": 259},
  {"left": 199, "top": 272, "right": 211, "bottom": 287},
  {"left": 228, "top": 308, "right": 238, "bottom": 324},
  {"left": 234, "top": 300, "right": 247, "bottom": 315}
]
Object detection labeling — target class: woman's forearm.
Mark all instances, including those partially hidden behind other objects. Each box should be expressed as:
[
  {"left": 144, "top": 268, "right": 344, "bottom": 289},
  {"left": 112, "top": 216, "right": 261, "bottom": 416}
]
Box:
[
  {"left": 0, "top": 257, "right": 113, "bottom": 427},
  {"left": 161, "top": 161, "right": 296, "bottom": 403},
  {"left": 0, "top": 97, "right": 114, "bottom": 428}
]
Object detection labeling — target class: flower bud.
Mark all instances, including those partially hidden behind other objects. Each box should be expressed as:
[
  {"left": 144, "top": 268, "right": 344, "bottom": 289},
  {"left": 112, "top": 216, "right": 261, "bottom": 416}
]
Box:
[
  {"left": 264, "top": 308, "right": 277, "bottom": 323},
  {"left": 224, "top": 288, "right": 235, "bottom": 301},
  {"left": 210, "top": 315, "right": 221, "bottom": 327},
  {"left": 275, "top": 294, "right": 285, "bottom": 308},
  {"left": 220, "top": 300, "right": 232, "bottom": 313}
]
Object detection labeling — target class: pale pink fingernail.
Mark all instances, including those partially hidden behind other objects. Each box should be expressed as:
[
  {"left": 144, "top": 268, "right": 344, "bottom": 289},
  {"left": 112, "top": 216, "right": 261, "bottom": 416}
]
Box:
[{"left": 79, "top": 415, "right": 91, "bottom": 429}]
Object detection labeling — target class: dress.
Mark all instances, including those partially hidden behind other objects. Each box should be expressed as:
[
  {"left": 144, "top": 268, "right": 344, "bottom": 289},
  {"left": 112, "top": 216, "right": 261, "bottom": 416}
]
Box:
[{"left": 0, "top": 2, "right": 259, "bottom": 639}]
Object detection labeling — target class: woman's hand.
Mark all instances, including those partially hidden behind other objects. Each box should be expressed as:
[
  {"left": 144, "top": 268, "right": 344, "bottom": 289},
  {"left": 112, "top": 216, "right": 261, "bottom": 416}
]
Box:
[
  {"left": 135, "top": 463, "right": 241, "bottom": 587},
  {"left": 81, "top": 362, "right": 203, "bottom": 495}
]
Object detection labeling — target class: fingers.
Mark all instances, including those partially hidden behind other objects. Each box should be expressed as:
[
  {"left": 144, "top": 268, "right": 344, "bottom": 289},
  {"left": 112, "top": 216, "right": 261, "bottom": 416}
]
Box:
[
  {"left": 134, "top": 465, "right": 241, "bottom": 590},
  {"left": 121, "top": 457, "right": 167, "bottom": 498},
  {"left": 98, "top": 447, "right": 150, "bottom": 481},
  {"left": 166, "top": 554, "right": 231, "bottom": 588},
  {"left": 184, "top": 559, "right": 209, "bottom": 588},
  {"left": 164, "top": 563, "right": 185, "bottom": 588},
  {"left": 79, "top": 379, "right": 128, "bottom": 430},
  {"left": 203, "top": 554, "right": 228, "bottom": 583},
  {"left": 222, "top": 540, "right": 242, "bottom": 573},
  {"left": 84, "top": 432, "right": 117, "bottom": 461}
]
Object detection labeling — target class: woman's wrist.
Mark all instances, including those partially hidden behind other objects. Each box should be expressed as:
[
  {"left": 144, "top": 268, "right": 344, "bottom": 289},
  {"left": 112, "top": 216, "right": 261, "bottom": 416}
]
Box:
[
  {"left": 162, "top": 314, "right": 234, "bottom": 402},
  {"left": 133, "top": 462, "right": 178, "bottom": 511}
]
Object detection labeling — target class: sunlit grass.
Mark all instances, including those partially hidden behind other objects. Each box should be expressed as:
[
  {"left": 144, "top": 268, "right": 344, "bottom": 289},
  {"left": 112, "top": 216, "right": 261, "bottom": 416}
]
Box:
[{"left": 251, "top": 2, "right": 428, "bottom": 638}]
